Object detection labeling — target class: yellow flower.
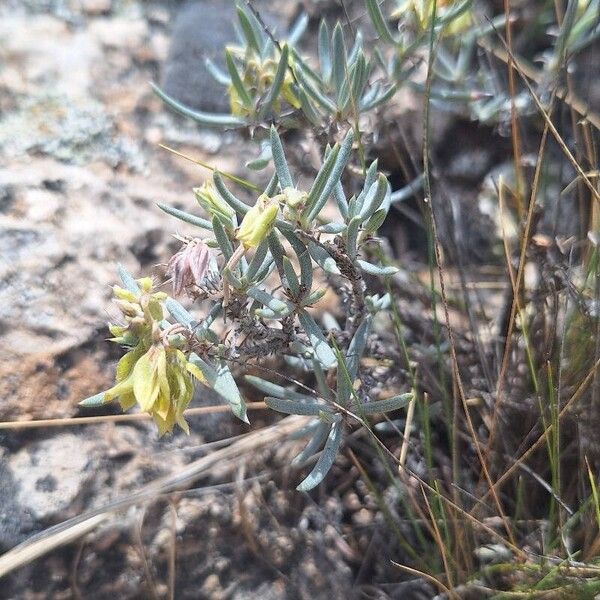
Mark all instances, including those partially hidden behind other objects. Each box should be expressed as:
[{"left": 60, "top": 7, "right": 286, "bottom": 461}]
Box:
[
  {"left": 103, "top": 343, "right": 206, "bottom": 436},
  {"left": 392, "top": 0, "right": 472, "bottom": 36},
  {"left": 194, "top": 181, "right": 235, "bottom": 223},
  {"left": 236, "top": 194, "right": 279, "bottom": 249}
]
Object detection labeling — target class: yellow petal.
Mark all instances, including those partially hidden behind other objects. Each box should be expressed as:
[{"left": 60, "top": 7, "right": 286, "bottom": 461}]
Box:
[
  {"left": 104, "top": 377, "right": 134, "bottom": 402},
  {"left": 119, "top": 391, "right": 137, "bottom": 411},
  {"left": 133, "top": 350, "right": 160, "bottom": 411},
  {"left": 236, "top": 196, "right": 278, "bottom": 249},
  {"left": 186, "top": 361, "right": 207, "bottom": 385}
]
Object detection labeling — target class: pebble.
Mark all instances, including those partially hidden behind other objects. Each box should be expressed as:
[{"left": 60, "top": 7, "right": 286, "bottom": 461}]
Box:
[{"left": 81, "top": 0, "right": 112, "bottom": 15}]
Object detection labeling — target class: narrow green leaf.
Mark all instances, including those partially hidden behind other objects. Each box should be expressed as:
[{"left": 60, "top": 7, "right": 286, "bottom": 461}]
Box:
[
  {"left": 223, "top": 268, "right": 243, "bottom": 289},
  {"left": 265, "top": 173, "right": 279, "bottom": 197},
  {"left": 267, "top": 230, "right": 286, "bottom": 276},
  {"left": 331, "top": 23, "right": 347, "bottom": 99},
  {"left": 345, "top": 215, "right": 361, "bottom": 259},
  {"left": 298, "top": 310, "right": 337, "bottom": 368},
  {"left": 359, "top": 82, "right": 397, "bottom": 112},
  {"left": 306, "top": 129, "right": 354, "bottom": 222},
  {"left": 294, "top": 65, "right": 337, "bottom": 113},
  {"left": 357, "top": 260, "right": 398, "bottom": 276},
  {"left": 246, "top": 238, "right": 270, "bottom": 281},
  {"left": 225, "top": 49, "right": 253, "bottom": 108},
  {"left": 356, "top": 393, "right": 414, "bottom": 415},
  {"left": 151, "top": 83, "right": 245, "bottom": 128},
  {"left": 204, "top": 57, "right": 231, "bottom": 85},
  {"left": 247, "top": 286, "right": 291, "bottom": 313},
  {"left": 270, "top": 124, "right": 293, "bottom": 188},
  {"left": 296, "top": 85, "right": 323, "bottom": 127},
  {"left": 297, "top": 419, "right": 343, "bottom": 491},
  {"left": 255, "top": 307, "right": 292, "bottom": 319},
  {"left": 188, "top": 354, "right": 248, "bottom": 423},
  {"left": 213, "top": 171, "right": 249, "bottom": 215},
  {"left": 352, "top": 160, "right": 378, "bottom": 217},
  {"left": 364, "top": 207, "right": 387, "bottom": 233},
  {"left": 281, "top": 231, "right": 312, "bottom": 295},
  {"left": 359, "top": 173, "right": 388, "bottom": 220},
  {"left": 336, "top": 357, "right": 353, "bottom": 406},
  {"left": 342, "top": 50, "right": 368, "bottom": 114},
  {"left": 390, "top": 173, "right": 425, "bottom": 204},
  {"left": 318, "top": 222, "right": 346, "bottom": 234},
  {"left": 312, "top": 357, "right": 333, "bottom": 400},
  {"left": 236, "top": 4, "right": 262, "bottom": 53},
  {"left": 292, "top": 421, "right": 330, "bottom": 465},
  {"left": 347, "top": 29, "right": 363, "bottom": 65},
  {"left": 260, "top": 44, "right": 290, "bottom": 118},
  {"left": 366, "top": 0, "right": 398, "bottom": 44},
  {"left": 211, "top": 216, "right": 234, "bottom": 261},
  {"left": 334, "top": 182, "right": 349, "bottom": 220},
  {"left": 305, "top": 144, "right": 340, "bottom": 214},
  {"left": 245, "top": 142, "right": 272, "bottom": 171},
  {"left": 288, "top": 12, "right": 309, "bottom": 45},
  {"left": 157, "top": 203, "right": 213, "bottom": 230},
  {"left": 347, "top": 314, "right": 371, "bottom": 379},
  {"left": 165, "top": 298, "right": 195, "bottom": 328},
  {"left": 79, "top": 392, "right": 107, "bottom": 407},
  {"left": 265, "top": 396, "right": 332, "bottom": 416},
  {"left": 245, "top": 375, "right": 316, "bottom": 402},
  {"left": 289, "top": 421, "right": 325, "bottom": 443},
  {"left": 117, "top": 264, "right": 140, "bottom": 294},
  {"left": 318, "top": 20, "right": 331, "bottom": 81},
  {"left": 301, "top": 288, "right": 326, "bottom": 307},
  {"left": 308, "top": 242, "right": 340, "bottom": 275},
  {"left": 283, "top": 256, "right": 300, "bottom": 296}
]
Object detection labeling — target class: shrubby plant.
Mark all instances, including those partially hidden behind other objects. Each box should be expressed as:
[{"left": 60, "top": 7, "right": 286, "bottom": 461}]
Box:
[
  {"left": 83, "top": 119, "right": 413, "bottom": 490},
  {"left": 82, "top": 0, "right": 598, "bottom": 496}
]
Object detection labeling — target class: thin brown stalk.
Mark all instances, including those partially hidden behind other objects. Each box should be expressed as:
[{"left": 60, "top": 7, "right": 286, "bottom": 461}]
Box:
[
  {"left": 487, "top": 103, "right": 553, "bottom": 454},
  {"left": 391, "top": 561, "right": 455, "bottom": 598},
  {"left": 477, "top": 39, "right": 600, "bottom": 132},
  {"left": 420, "top": 483, "right": 455, "bottom": 593},
  {"left": 503, "top": 0, "right": 525, "bottom": 217},
  {"left": 494, "top": 34, "right": 600, "bottom": 203},
  {"left": 474, "top": 357, "right": 600, "bottom": 511},
  {"left": 0, "top": 402, "right": 268, "bottom": 430},
  {"left": 421, "top": 0, "right": 516, "bottom": 548}
]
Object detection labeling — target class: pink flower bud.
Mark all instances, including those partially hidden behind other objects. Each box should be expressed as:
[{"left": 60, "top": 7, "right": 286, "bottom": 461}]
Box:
[{"left": 167, "top": 239, "right": 212, "bottom": 296}]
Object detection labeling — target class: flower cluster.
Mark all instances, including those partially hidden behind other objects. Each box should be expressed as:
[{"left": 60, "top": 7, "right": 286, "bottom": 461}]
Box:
[
  {"left": 83, "top": 124, "right": 414, "bottom": 490},
  {"left": 100, "top": 278, "right": 206, "bottom": 435}
]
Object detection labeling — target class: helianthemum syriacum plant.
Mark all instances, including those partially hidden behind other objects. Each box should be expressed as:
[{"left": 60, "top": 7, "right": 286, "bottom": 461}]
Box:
[{"left": 82, "top": 125, "right": 413, "bottom": 490}]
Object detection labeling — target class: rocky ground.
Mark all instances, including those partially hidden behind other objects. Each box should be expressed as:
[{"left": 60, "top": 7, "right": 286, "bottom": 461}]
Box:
[{"left": 3, "top": 0, "right": 595, "bottom": 598}]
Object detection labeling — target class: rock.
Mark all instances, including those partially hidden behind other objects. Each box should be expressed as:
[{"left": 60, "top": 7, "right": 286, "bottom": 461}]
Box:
[
  {"left": 81, "top": 0, "right": 112, "bottom": 15},
  {"left": 161, "top": 1, "right": 237, "bottom": 114},
  {"left": 0, "top": 432, "right": 106, "bottom": 549},
  {"left": 8, "top": 433, "right": 98, "bottom": 521},
  {"left": 89, "top": 18, "right": 149, "bottom": 51},
  {"left": 0, "top": 15, "right": 101, "bottom": 99},
  {"left": 161, "top": 1, "right": 287, "bottom": 114}
]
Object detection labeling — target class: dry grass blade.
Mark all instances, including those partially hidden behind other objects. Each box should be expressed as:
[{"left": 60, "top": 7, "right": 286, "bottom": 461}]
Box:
[
  {"left": 0, "top": 402, "right": 267, "bottom": 430},
  {"left": 391, "top": 561, "right": 454, "bottom": 598},
  {"left": 490, "top": 28, "right": 600, "bottom": 204},
  {"left": 475, "top": 357, "right": 600, "bottom": 511},
  {"left": 0, "top": 415, "right": 308, "bottom": 579},
  {"left": 158, "top": 144, "right": 260, "bottom": 192},
  {"left": 478, "top": 38, "right": 600, "bottom": 132}
]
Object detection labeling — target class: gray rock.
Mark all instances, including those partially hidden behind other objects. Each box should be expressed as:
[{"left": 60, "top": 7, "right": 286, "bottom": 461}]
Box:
[
  {"left": 0, "top": 434, "right": 103, "bottom": 549},
  {"left": 161, "top": 1, "right": 238, "bottom": 114},
  {"left": 161, "top": 1, "right": 286, "bottom": 114}
]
